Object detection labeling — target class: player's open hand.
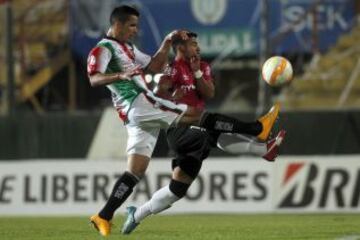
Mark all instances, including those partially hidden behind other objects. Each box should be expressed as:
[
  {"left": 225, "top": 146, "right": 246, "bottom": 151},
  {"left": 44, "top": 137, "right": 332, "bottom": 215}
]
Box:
[
  {"left": 118, "top": 66, "right": 142, "bottom": 80},
  {"left": 190, "top": 54, "right": 201, "bottom": 72},
  {"left": 166, "top": 30, "right": 189, "bottom": 42}
]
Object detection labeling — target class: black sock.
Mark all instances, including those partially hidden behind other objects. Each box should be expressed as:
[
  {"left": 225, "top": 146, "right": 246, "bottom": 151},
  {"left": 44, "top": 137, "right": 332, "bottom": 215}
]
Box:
[
  {"left": 99, "top": 171, "right": 139, "bottom": 220},
  {"left": 199, "top": 112, "right": 262, "bottom": 136}
]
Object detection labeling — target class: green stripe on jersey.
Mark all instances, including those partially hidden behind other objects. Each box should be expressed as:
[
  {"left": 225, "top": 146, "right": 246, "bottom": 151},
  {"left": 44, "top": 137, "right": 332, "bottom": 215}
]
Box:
[{"left": 97, "top": 39, "right": 143, "bottom": 111}]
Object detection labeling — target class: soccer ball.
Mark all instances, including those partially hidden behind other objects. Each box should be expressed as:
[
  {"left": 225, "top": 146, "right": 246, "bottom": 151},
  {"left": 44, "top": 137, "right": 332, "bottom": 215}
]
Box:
[{"left": 261, "top": 56, "right": 293, "bottom": 86}]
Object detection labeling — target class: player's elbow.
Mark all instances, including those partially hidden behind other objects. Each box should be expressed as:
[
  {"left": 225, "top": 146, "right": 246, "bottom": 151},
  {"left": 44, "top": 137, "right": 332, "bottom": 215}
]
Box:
[
  {"left": 148, "top": 64, "right": 163, "bottom": 74},
  {"left": 203, "top": 89, "right": 215, "bottom": 99},
  {"left": 207, "top": 90, "right": 215, "bottom": 99},
  {"left": 89, "top": 77, "right": 100, "bottom": 87},
  {"left": 89, "top": 80, "right": 97, "bottom": 87}
]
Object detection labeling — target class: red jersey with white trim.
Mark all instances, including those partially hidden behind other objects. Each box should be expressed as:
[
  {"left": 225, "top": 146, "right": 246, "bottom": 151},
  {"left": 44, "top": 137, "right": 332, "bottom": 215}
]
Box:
[{"left": 167, "top": 58, "right": 213, "bottom": 110}]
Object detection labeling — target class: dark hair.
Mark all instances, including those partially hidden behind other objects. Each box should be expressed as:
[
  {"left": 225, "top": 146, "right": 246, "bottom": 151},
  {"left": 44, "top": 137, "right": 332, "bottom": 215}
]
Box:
[
  {"left": 110, "top": 5, "right": 140, "bottom": 25},
  {"left": 172, "top": 31, "right": 198, "bottom": 53}
]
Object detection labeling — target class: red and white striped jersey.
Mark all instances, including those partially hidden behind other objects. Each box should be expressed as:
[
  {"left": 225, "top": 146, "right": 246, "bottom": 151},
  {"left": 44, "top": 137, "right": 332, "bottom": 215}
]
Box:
[{"left": 87, "top": 37, "right": 151, "bottom": 120}]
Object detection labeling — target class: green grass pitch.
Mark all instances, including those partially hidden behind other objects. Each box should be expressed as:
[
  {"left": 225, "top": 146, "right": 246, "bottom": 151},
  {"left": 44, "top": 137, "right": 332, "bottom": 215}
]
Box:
[{"left": 1, "top": 214, "right": 360, "bottom": 240}]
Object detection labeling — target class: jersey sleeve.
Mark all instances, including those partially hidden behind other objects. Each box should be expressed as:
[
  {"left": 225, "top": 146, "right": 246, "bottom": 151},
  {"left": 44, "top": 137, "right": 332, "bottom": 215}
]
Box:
[
  {"left": 200, "top": 62, "right": 213, "bottom": 82},
  {"left": 87, "top": 46, "right": 112, "bottom": 76},
  {"left": 133, "top": 45, "right": 151, "bottom": 68}
]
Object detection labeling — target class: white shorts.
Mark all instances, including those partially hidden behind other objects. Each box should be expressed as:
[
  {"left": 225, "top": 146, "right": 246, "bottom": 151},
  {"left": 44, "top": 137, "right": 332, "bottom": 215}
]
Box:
[
  {"left": 125, "top": 94, "right": 186, "bottom": 157},
  {"left": 125, "top": 125, "right": 160, "bottom": 158}
]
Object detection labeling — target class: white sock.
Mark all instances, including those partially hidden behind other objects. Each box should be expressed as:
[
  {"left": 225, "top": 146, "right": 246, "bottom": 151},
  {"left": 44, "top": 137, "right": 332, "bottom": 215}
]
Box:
[
  {"left": 134, "top": 185, "right": 179, "bottom": 223},
  {"left": 134, "top": 201, "right": 152, "bottom": 223},
  {"left": 217, "top": 133, "right": 267, "bottom": 156}
]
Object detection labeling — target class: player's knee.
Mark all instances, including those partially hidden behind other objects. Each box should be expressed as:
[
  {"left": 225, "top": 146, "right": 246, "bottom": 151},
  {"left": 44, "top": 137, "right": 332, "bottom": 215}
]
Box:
[
  {"left": 199, "top": 112, "right": 218, "bottom": 129},
  {"left": 185, "top": 106, "right": 202, "bottom": 116},
  {"left": 169, "top": 179, "right": 191, "bottom": 198},
  {"left": 179, "top": 158, "right": 202, "bottom": 179},
  {"left": 173, "top": 167, "right": 193, "bottom": 184}
]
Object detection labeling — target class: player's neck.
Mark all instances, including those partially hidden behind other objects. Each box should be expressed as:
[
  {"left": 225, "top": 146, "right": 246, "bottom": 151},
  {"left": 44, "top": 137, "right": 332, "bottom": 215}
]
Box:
[
  {"left": 175, "top": 54, "right": 188, "bottom": 63},
  {"left": 106, "top": 28, "right": 126, "bottom": 43}
]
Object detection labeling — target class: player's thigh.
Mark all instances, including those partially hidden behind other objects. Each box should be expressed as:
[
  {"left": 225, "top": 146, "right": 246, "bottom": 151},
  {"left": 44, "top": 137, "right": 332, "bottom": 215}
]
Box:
[
  {"left": 178, "top": 108, "right": 203, "bottom": 125},
  {"left": 167, "top": 126, "right": 211, "bottom": 158},
  {"left": 126, "top": 125, "right": 160, "bottom": 159},
  {"left": 168, "top": 127, "right": 211, "bottom": 178},
  {"left": 127, "top": 94, "right": 182, "bottom": 128}
]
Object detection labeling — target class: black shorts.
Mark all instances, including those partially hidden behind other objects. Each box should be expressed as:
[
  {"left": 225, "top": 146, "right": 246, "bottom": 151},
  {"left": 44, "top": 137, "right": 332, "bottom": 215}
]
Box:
[{"left": 166, "top": 126, "right": 219, "bottom": 167}]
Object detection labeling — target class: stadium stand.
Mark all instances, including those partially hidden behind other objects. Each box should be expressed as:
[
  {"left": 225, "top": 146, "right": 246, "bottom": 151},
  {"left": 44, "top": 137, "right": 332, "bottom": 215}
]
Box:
[
  {"left": 0, "top": 0, "right": 70, "bottom": 113},
  {"left": 279, "top": 24, "right": 360, "bottom": 109}
]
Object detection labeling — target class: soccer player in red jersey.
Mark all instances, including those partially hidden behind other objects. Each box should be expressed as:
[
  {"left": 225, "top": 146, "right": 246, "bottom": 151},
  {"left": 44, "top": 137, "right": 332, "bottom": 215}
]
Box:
[{"left": 121, "top": 31, "right": 286, "bottom": 234}]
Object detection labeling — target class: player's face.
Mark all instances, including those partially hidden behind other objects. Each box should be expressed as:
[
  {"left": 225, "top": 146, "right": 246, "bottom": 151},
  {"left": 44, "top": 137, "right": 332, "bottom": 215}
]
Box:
[
  {"left": 115, "top": 15, "right": 139, "bottom": 42},
  {"left": 183, "top": 37, "right": 200, "bottom": 59}
]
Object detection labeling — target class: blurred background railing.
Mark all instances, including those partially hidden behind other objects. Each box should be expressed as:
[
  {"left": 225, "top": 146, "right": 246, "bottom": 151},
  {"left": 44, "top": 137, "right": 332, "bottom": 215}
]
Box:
[
  {"left": 0, "top": 0, "right": 74, "bottom": 114},
  {"left": 0, "top": 0, "right": 360, "bottom": 159}
]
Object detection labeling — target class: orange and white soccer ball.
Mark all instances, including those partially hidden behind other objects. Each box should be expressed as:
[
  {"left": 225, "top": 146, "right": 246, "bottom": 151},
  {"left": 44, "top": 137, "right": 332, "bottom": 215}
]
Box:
[{"left": 262, "top": 56, "right": 293, "bottom": 86}]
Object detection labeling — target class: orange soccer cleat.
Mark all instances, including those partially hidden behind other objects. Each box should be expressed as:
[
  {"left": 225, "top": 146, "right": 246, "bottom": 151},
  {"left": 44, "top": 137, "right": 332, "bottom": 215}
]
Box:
[
  {"left": 90, "top": 214, "right": 112, "bottom": 237},
  {"left": 257, "top": 103, "right": 280, "bottom": 141}
]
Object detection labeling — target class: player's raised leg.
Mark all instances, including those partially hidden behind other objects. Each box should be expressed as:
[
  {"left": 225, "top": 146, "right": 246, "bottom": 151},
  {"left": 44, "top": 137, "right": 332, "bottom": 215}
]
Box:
[
  {"left": 217, "top": 129, "right": 286, "bottom": 161},
  {"left": 180, "top": 103, "right": 280, "bottom": 141}
]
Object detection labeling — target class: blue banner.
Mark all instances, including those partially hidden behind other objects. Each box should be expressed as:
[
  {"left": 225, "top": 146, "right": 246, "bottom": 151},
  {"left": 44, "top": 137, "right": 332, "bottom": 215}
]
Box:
[
  {"left": 70, "top": 0, "right": 355, "bottom": 60},
  {"left": 271, "top": 0, "right": 355, "bottom": 53}
]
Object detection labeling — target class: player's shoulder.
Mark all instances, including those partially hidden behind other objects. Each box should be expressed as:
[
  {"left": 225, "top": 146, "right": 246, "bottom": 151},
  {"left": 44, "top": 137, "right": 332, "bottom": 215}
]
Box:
[
  {"left": 92, "top": 38, "right": 117, "bottom": 52},
  {"left": 88, "top": 45, "right": 111, "bottom": 59},
  {"left": 98, "top": 38, "right": 116, "bottom": 48}
]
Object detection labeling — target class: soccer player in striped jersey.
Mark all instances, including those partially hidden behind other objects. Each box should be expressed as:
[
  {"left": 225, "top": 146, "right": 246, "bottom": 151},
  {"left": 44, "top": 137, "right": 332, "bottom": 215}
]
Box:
[{"left": 88, "top": 5, "right": 280, "bottom": 237}]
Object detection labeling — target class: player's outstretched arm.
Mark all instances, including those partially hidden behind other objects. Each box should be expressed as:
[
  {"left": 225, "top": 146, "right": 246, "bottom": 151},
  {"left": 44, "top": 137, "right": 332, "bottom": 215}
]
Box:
[{"left": 89, "top": 68, "right": 142, "bottom": 87}]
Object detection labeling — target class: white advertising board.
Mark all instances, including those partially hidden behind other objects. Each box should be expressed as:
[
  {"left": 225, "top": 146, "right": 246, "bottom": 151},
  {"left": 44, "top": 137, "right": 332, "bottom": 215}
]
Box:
[
  {"left": 274, "top": 156, "right": 360, "bottom": 213},
  {"left": 0, "top": 156, "right": 359, "bottom": 216},
  {"left": 0, "top": 158, "right": 273, "bottom": 216}
]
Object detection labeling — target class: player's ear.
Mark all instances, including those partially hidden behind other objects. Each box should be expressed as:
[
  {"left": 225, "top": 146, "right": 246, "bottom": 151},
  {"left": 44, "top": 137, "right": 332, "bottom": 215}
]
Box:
[
  {"left": 178, "top": 44, "right": 185, "bottom": 53},
  {"left": 114, "top": 21, "right": 123, "bottom": 31}
]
